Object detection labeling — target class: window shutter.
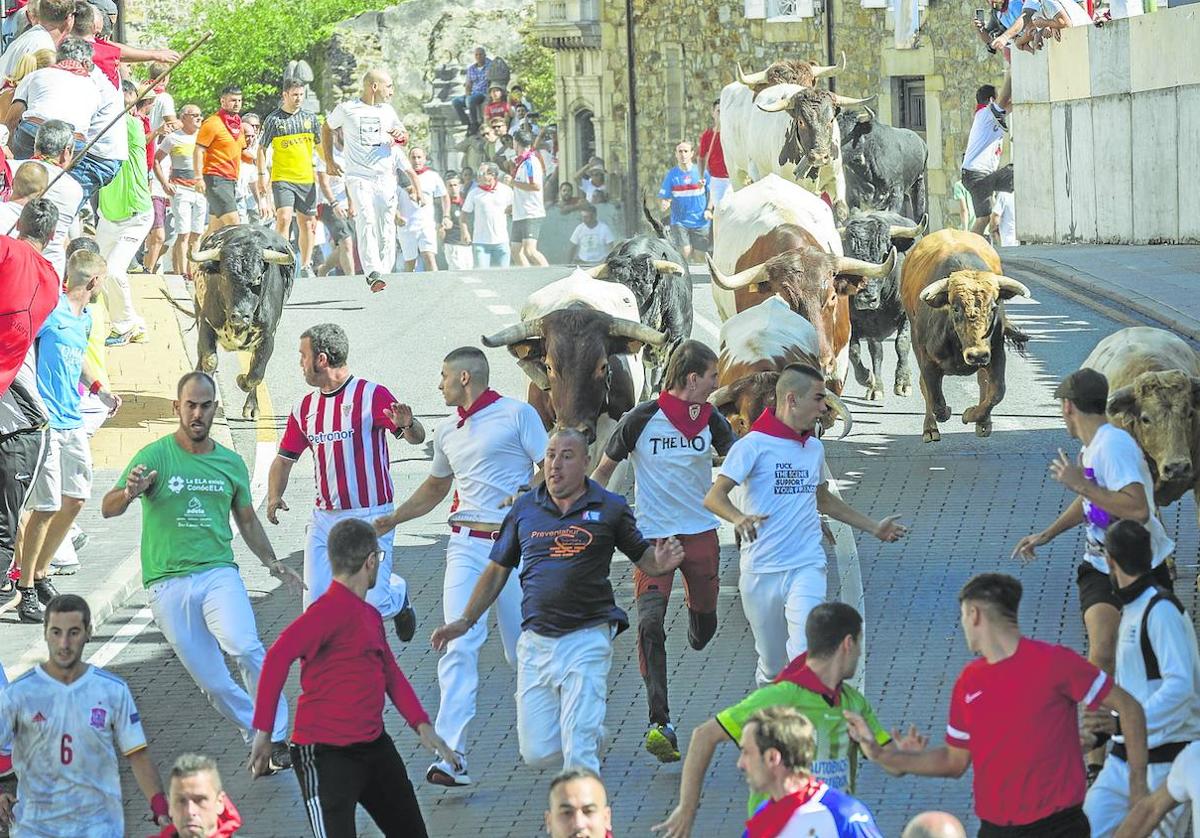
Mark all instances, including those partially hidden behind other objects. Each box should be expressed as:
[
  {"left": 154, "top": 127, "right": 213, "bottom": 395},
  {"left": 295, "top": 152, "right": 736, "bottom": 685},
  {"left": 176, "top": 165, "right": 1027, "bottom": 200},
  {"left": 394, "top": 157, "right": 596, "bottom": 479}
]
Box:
[
  {"left": 861, "top": 0, "right": 888, "bottom": 9},
  {"left": 744, "top": 0, "right": 767, "bottom": 18}
]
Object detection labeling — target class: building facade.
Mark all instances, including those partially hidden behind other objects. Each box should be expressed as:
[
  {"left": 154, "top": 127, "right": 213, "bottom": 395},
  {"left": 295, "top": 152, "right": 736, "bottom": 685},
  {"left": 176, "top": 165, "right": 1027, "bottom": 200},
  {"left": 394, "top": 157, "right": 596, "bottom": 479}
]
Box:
[{"left": 535, "top": 0, "right": 1009, "bottom": 232}]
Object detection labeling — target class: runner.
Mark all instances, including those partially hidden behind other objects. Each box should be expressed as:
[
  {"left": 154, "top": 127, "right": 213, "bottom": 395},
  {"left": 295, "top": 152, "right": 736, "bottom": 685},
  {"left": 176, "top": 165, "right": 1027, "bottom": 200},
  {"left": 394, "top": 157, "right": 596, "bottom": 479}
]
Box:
[
  {"left": 315, "top": 151, "right": 355, "bottom": 277},
  {"left": 155, "top": 104, "right": 205, "bottom": 277},
  {"left": 194, "top": 84, "right": 249, "bottom": 236},
  {"left": 395, "top": 146, "right": 448, "bottom": 273},
  {"left": 0, "top": 595, "right": 171, "bottom": 834},
  {"left": 267, "top": 324, "right": 419, "bottom": 636},
  {"left": 508, "top": 129, "right": 547, "bottom": 267},
  {"left": 258, "top": 77, "right": 321, "bottom": 275},
  {"left": 375, "top": 346, "right": 547, "bottom": 787},
  {"left": 100, "top": 372, "right": 302, "bottom": 768},
  {"left": 149, "top": 753, "right": 244, "bottom": 838},
  {"left": 545, "top": 769, "right": 612, "bottom": 838},
  {"left": 249, "top": 518, "right": 456, "bottom": 838},
  {"left": 441, "top": 171, "right": 472, "bottom": 270},
  {"left": 590, "top": 340, "right": 735, "bottom": 763}
]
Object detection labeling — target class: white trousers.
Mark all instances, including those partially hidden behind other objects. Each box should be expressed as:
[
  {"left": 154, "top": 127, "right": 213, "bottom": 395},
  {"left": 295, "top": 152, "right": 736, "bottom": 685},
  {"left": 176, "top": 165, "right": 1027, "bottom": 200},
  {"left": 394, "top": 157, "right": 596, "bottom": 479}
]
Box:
[
  {"left": 516, "top": 624, "right": 613, "bottom": 774},
  {"left": 708, "top": 175, "right": 731, "bottom": 207},
  {"left": 345, "top": 175, "right": 397, "bottom": 275},
  {"left": 435, "top": 530, "right": 523, "bottom": 754},
  {"left": 444, "top": 243, "right": 473, "bottom": 271},
  {"left": 96, "top": 210, "right": 152, "bottom": 333},
  {"left": 740, "top": 564, "right": 827, "bottom": 685},
  {"left": 303, "top": 504, "right": 406, "bottom": 618},
  {"left": 1084, "top": 755, "right": 1183, "bottom": 837},
  {"left": 147, "top": 566, "right": 288, "bottom": 743}
]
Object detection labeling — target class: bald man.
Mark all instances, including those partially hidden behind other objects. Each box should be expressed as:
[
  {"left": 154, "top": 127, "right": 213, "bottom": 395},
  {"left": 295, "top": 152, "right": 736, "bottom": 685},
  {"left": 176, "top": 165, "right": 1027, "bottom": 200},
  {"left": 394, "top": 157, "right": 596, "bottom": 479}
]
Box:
[{"left": 902, "top": 812, "right": 967, "bottom": 838}]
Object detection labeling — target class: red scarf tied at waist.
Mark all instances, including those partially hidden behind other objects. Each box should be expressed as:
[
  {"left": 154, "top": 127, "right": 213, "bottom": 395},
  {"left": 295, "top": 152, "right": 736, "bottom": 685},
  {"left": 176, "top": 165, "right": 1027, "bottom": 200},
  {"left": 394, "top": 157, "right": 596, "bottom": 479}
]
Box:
[
  {"left": 218, "top": 109, "right": 242, "bottom": 139},
  {"left": 743, "top": 779, "right": 824, "bottom": 838},
  {"left": 657, "top": 390, "right": 712, "bottom": 439},
  {"left": 749, "top": 408, "right": 812, "bottom": 445},
  {"left": 52, "top": 59, "right": 90, "bottom": 77},
  {"left": 457, "top": 388, "right": 501, "bottom": 427}
]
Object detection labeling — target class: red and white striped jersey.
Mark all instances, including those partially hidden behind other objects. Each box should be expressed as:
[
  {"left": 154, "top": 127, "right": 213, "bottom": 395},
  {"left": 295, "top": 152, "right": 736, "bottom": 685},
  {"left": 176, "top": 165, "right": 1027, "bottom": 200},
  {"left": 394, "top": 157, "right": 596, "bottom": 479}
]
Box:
[{"left": 279, "top": 377, "right": 399, "bottom": 511}]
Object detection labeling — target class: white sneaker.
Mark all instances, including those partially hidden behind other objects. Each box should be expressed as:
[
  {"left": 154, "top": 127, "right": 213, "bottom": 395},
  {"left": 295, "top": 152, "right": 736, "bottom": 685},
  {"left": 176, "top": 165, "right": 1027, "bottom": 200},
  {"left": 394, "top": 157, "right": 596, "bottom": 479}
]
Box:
[
  {"left": 49, "top": 555, "right": 80, "bottom": 575},
  {"left": 426, "top": 752, "right": 471, "bottom": 787}
]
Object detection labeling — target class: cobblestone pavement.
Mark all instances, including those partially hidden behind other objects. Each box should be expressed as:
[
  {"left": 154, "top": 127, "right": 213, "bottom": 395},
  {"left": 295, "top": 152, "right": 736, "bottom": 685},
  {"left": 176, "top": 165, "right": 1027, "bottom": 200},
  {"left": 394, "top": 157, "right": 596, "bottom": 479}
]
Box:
[{"left": 6, "top": 266, "right": 1196, "bottom": 837}]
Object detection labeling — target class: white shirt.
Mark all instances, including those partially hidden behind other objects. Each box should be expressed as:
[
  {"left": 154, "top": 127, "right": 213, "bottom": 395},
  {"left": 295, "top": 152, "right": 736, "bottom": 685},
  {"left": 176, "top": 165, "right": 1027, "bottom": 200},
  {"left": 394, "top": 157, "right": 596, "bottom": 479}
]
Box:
[
  {"left": 397, "top": 167, "right": 446, "bottom": 227},
  {"left": 511, "top": 153, "right": 545, "bottom": 221},
  {"left": 0, "top": 25, "right": 54, "bottom": 80},
  {"left": 14, "top": 67, "right": 101, "bottom": 137},
  {"left": 993, "top": 191, "right": 1017, "bottom": 246},
  {"left": 429, "top": 396, "right": 547, "bottom": 525},
  {"left": 1109, "top": 0, "right": 1143, "bottom": 18},
  {"left": 325, "top": 98, "right": 404, "bottom": 180},
  {"left": 961, "top": 103, "right": 1006, "bottom": 174},
  {"left": 148, "top": 90, "right": 176, "bottom": 133},
  {"left": 461, "top": 183, "right": 513, "bottom": 245},
  {"left": 17, "top": 159, "right": 82, "bottom": 278},
  {"left": 569, "top": 221, "right": 615, "bottom": 263},
  {"left": 0, "top": 665, "right": 147, "bottom": 838},
  {"left": 85, "top": 67, "right": 128, "bottom": 162},
  {"left": 719, "top": 430, "right": 826, "bottom": 573},
  {"left": 1166, "top": 743, "right": 1200, "bottom": 836},
  {"left": 0, "top": 202, "right": 21, "bottom": 238},
  {"left": 1079, "top": 423, "right": 1174, "bottom": 572}
]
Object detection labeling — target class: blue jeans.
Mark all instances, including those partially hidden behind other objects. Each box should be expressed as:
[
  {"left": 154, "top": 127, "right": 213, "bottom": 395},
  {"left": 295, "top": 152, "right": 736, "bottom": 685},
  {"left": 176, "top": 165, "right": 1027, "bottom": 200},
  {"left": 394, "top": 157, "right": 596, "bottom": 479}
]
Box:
[
  {"left": 452, "top": 93, "right": 487, "bottom": 130},
  {"left": 473, "top": 242, "right": 510, "bottom": 268},
  {"left": 69, "top": 155, "right": 121, "bottom": 207},
  {"left": 11, "top": 121, "right": 86, "bottom": 163}
]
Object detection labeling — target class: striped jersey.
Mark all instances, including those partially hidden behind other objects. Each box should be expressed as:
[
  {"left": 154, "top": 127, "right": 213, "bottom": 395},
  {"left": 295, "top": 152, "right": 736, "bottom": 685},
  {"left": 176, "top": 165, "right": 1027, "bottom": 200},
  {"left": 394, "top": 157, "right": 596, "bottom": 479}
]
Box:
[
  {"left": 657, "top": 164, "right": 707, "bottom": 228},
  {"left": 279, "top": 377, "right": 400, "bottom": 511},
  {"left": 0, "top": 665, "right": 147, "bottom": 837},
  {"left": 259, "top": 107, "right": 320, "bottom": 184},
  {"left": 743, "top": 783, "right": 883, "bottom": 838}
]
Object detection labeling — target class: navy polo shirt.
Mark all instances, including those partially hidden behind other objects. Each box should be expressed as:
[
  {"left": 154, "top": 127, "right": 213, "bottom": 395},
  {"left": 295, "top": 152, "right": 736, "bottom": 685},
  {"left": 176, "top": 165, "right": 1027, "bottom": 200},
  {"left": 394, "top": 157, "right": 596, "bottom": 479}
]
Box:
[{"left": 490, "top": 479, "right": 650, "bottom": 638}]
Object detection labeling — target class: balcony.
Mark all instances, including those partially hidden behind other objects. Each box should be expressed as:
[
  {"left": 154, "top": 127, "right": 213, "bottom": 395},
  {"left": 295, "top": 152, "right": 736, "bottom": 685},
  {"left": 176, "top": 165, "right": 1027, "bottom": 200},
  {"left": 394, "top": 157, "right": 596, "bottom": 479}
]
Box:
[{"left": 533, "top": 0, "right": 601, "bottom": 49}]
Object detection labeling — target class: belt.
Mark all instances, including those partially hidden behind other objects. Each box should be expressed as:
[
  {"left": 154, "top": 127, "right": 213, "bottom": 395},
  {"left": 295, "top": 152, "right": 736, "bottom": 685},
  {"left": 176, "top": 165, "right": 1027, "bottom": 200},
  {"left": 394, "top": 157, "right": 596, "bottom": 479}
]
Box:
[
  {"left": 450, "top": 525, "right": 499, "bottom": 541},
  {"left": 20, "top": 117, "right": 85, "bottom": 142},
  {"left": 1112, "top": 740, "right": 1189, "bottom": 765}
]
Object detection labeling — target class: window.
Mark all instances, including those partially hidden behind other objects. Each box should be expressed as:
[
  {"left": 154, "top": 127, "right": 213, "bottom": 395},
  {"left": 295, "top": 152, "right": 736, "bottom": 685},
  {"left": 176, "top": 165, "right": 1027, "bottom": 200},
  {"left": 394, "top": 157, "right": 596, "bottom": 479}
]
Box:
[
  {"left": 574, "top": 108, "right": 596, "bottom": 167},
  {"left": 893, "top": 76, "right": 926, "bottom": 135},
  {"left": 663, "top": 44, "right": 685, "bottom": 144},
  {"left": 766, "top": 0, "right": 815, "bottom": 17}
]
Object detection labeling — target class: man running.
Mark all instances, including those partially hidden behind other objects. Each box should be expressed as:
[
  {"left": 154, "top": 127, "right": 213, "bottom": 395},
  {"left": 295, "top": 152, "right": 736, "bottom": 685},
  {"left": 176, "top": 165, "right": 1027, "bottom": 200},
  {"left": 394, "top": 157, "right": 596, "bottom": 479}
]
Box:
[
  {"left": 194, "top": 84, "right": 249, "bottom": 235},
  {"left": 396, "top": 146, "right": 448, "bottom": 273},
  {"left": 705, "top": 364, "right": 906, "bottom": 684},
  {"left": 250, "top": 518, "right": 456, "bottom": 838},
  {"left": 268, "top": 323, "right": 420, "bottom": 638},
  {"left": 591, "top": 340, "right": 735, "bottom": 763},
  {"left": 508, "top": 129, "right": 547, "bottom": 267},
  {"left": 258, "top": 77, "right": 321, "bottom": 275},
  {"left": 155, "top": 104, "right": 206, "bottom": 277},
  {"left": 0, "top": 595, "right": 171, "bottom": 834},
  {"left": 375, "top": 346, "right": 547, "bottom": 787},
  {"left": 149, "top": 753, "right": 243, "bottom": 838},
  {"left": 101, "top": 372, "right": 302, "bottom": 769},
  {"left": 545, "top": 769, "right": 612, "bottom": 838}
]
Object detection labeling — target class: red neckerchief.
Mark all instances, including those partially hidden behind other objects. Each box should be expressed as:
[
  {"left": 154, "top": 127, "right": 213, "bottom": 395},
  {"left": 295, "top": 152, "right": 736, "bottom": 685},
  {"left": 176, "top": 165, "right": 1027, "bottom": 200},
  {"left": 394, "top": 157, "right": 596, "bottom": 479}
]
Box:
[
  {"left": 773, "top": 653, "right": 842, "bottom": 705},
  {"left": 478, "top": 180, "right": 497, "bottom": 193},
  {"left": 515, "top": 149, "right": 534, "bottom": 166},
  {"left": 975, "top": 103, "right": 987, "bottom": 112},
  {"left": 52, "top": 59, "right": 90, "bottom": 77},
  {"left": 217, "top": 109, "right": 242, "bottom": 139},
  {"left": 413, "top": 166, "right": 429, "bottom": 175},
  {"left": 457, "top": 389, "right": 501, "bottom": 428},
  {"left": 744, "top": 778, "right": 824, "bottom": 838},
  {"left": 750, "top": 408, "right": 812, "bottom": 445},
  {"left": 149, "top": 795, "right": 243, "bottom": 837},
  {"left": 658, "top": 391, "right": 711, "bottom": 439}
]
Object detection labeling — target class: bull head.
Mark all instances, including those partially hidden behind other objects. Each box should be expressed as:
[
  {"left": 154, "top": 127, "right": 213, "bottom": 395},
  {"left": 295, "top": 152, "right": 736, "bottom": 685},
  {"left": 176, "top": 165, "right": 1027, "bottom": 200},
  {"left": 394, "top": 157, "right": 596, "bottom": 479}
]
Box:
[
  {"left": 189, "top": 247, "right": 292, "bottom": 265},
  {"left": 1107, "top": 372, "right": 1200, "bottom": 491},
  {"left": 756, "top": 86, "right": 874, "bottom": 176},
  {"left": 584, "top": 260, "right": 685, "bottom": 280},
  {"left": 707, "top": 251, "right": 894, "bottom": 294},
  {"left": 919, "top": 271, "right": 1029, "bottom": 366},
  {"left": 889, "top": 215, "right": 928, "bottom": 250}
]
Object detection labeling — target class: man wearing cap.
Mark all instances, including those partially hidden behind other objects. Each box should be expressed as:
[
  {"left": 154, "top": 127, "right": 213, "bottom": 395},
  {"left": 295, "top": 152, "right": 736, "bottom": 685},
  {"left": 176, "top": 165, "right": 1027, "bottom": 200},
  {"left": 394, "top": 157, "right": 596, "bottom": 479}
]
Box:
[{"left": 1014, "top": 367, "right": 1174, "bottom": 781}]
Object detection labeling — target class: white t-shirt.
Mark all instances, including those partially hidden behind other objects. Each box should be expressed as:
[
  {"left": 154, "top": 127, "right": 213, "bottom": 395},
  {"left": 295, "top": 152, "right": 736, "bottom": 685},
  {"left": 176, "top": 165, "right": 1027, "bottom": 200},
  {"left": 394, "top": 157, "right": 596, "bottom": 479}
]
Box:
[
  {"left": 511, "top": 153, "right": 545, "bottom": 221},
  {"left": 85, "top": 67, "right": 128, "bottom": 162},
  {"left": 429, "top": 396, "right": 548, "bottom": 525},
  {"left": 1166, "top": 743, "right": 1200, "bottom": 837},
  {"left": 0, "top": 25, "right": 54, "bottom": 80},
  {"left": 17, "top": 158, "right": 82, "bottom": 278},
  {"left": 1079, "top": 423, "right": 1174, "bottom": 572},
  {"left": 461, "top": 183, "right": 514, "bottom": 245},
  {"left": 993, "top": 191, "right": 1017, "bottom": 246},
  {"left": 397, "top": 167, "right": 446, "bottom": 228},
  {"left": 148, "top": 89, "right": 176, "bottom": 133},
  {"left": 719, "top": 430, "right": 827, "bottom": 573},
  {"left": 1108, "top": 0, "right": 1143, "bottom": 18},
  {"left": 569, "top": 221, "right": 615, "bottom": 263},
  {"left": 14, "top": 67, "right": 102, "bottom": 137},
  {"left": 0, "top": 665, "right": 147, "bottom": 838},
  {"left": 961, "top": 103, "right": 1006, "bottom": 174},
  {"left": 325, "top": 99, "right": 404, "bottom": 180},
  {"left": 0, "top": 202, "right": 21, "bottom": 238}
]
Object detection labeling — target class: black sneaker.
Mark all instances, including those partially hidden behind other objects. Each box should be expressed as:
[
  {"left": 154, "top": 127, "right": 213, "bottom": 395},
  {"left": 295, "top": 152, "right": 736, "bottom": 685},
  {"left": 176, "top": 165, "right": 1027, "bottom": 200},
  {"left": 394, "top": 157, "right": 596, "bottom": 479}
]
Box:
[
  {"left": 17, "top": 588, "right": 44, "bottom": 623},
  {"left": 366, "top": 271, "right": 387, "bottom": 293},
  {"left": 393, "top": 600, "right": 416, "bottom": 643},
  {"left": 33, "top": 577, "right": 59, "bottom": 605}
]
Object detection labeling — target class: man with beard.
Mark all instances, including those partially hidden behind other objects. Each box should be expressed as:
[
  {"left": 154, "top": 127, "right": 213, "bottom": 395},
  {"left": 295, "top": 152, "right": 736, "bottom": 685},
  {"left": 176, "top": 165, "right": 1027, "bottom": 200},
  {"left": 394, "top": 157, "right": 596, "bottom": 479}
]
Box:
[{"left": 195, "top": 84, "right": 250, "bottom": 235}]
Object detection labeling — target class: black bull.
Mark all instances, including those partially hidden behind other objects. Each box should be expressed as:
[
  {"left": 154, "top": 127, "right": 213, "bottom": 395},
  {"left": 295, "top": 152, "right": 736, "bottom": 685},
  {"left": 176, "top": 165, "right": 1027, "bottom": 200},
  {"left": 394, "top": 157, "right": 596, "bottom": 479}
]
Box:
[
  {"left": 837, "top": 111, "right": 928, "bottom": 221},
  {"left": 187, "top": 225, "right": 296, "bottom": 419}
]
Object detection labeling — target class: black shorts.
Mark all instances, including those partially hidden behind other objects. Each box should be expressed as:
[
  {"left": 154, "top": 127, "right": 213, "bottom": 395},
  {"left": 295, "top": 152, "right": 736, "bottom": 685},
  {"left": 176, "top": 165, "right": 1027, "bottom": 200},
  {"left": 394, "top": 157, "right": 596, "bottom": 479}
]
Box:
[
  {"left": 272, "top": 181, "right": 318, "bottom": 216},
  {"left": 961, "top": 165, "right": 1014, "bottom": 220},
  {"left": 511, "top": 216, "right": 543, "bottom": 242},
  {"left": 668, "top": 223, "right": 711, "bottom": 254},
  {"left": 1076, "top": 559, "right": 1174, "bottom": 614},
  {"left": 318, "top": 203, "right": 353, "bottom": 243},
  {"left": 979, "top": 805, "right": 1089, "bottom": 838},
  {"left": 0, "top": 429, "right": 49, "bottom": 563},
  {"left": 203, "top": 174, "right": 239, "bottom": 217}
]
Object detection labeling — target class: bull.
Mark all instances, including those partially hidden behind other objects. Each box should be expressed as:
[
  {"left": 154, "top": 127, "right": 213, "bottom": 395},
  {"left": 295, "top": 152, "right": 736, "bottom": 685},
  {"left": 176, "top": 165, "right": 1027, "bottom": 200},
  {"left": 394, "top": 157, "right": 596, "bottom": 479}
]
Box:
[
  {"left": 735, "top": 51, "right": 845, "bottom": 92},
  {"left": 837, "top": 111, "right": 928, "bottom": 222},
  {"left": 708, "top": 175, "right": 895, "bottom": 390},
  {"left": 186, "top": 224, "right": 295, "bottom": 419},
  {"left": 900, "top": 228, "right": 1030, "bottom": 442},
  {"left": 840, "top": 211, "right": 927, "bottom": 401},
  {"left": 480, "top": 270, "right": 667, "bottom": 450},
  {"left": 1081, "top": 326, "right": 1200, "bottom": 526}
]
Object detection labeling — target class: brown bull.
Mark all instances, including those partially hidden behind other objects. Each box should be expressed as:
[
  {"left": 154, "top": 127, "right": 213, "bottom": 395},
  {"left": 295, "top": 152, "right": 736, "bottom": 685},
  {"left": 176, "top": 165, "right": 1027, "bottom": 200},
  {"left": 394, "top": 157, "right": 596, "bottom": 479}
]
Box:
[{"left": 900, "top": 228, "right": 1030, "bottom": 442}]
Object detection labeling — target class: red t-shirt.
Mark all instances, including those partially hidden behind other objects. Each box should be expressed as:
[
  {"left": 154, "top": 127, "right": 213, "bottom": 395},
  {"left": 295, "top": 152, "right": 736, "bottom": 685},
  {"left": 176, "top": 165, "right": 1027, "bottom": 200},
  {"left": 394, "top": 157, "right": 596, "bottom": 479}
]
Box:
[
  {"left": 484, "top": 100, "right": 512, "bottom": 122},
  {"left": 699, "top": 128, "right": 728, "bottom": 178},
  {"left": 91, "top": 38, "right": 122, "bottom": 89},
  {"left": 945, "top": 636, "right": 1112, "bottom": 826},
  {"left": 0, "top": 237, "right": 60, "bottom": 395}
]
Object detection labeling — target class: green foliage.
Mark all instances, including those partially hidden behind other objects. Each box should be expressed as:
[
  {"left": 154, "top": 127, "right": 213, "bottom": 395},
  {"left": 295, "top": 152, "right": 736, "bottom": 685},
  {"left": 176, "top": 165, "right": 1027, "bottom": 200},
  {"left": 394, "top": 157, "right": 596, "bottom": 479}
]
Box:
[
  {"left": 149, "top": 0, "right": 385, "bottom": 113},
  {"left": 508, "top": 15, "right": 557, "bottom": 124}
]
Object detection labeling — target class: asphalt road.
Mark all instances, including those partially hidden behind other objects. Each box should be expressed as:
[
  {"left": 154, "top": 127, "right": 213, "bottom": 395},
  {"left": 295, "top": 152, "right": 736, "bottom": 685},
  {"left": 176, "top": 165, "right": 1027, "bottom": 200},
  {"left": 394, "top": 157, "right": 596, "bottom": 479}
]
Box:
[{"left": 27, "top": 264, "right": 1200, "bottom": 837}]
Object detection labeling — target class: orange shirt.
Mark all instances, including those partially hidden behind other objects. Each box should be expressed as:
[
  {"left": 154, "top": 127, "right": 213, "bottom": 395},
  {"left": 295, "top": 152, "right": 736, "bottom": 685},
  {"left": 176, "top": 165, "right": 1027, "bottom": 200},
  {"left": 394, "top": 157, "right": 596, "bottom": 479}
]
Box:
[{"left": 195, "top": 114, "right": 245, "bottom": 180}]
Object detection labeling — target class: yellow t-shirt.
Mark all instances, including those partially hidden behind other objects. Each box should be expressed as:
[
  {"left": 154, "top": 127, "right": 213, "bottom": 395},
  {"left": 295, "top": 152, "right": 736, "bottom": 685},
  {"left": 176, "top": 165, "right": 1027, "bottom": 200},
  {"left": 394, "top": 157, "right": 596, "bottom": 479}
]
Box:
[{"left": 259, "top": 107, "right": 321, "bottom": 185}]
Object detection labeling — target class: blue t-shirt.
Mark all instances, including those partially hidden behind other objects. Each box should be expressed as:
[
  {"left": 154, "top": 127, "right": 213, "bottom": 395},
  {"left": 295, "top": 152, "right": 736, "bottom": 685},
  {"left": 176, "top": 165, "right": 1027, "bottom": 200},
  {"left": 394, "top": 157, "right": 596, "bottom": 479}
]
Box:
[
  {"left": 489, "top": 479, "right": 650, "bottom": 637},
  {"left": 35, "top": 296, "right": 91, "bottom": 430},
  {"left": 658, "top": 165, "right": 708, "bottom": 230},
  {"left": 998, "top": 0, "right": 1025, "bottom": 28}
]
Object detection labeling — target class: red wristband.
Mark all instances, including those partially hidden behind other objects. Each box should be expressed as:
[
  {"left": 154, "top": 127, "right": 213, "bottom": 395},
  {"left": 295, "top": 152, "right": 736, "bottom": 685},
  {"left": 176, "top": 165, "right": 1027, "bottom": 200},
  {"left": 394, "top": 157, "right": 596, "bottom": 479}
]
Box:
[
  {"left": 150, "top": 791, "right": 169, "bottom": 819},
  {"left": 89, "top": 380, "right": 102, "bottom": 395}
]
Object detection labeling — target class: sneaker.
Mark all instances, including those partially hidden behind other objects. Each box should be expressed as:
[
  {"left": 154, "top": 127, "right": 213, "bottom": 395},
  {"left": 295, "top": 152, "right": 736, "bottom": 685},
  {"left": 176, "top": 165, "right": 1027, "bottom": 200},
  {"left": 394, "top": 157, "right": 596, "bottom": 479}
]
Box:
[
  {"left": 129, "top": 328, "right": 148, "bottom": 344},
  {"left": 17, "top": 588, "right": 44, "bottom": 623},
  {"left": 71, "top": 528, "right": 90, "bottom": 553},
  {"left": 393, "top": 598, "right": 416, "bottom": 643},
  {"left": 426, "top": 752, "right": 471, "bottom": 787},
  {"left": 645, "top": 723, "right": 681, "bottom": 763},
  {"left": 33, "top": 577, "right": 60, "bottom": 605},
  {"left": 49, "top": 555, "right": 80, "bottom": 576},
  {"left": 105, "top": 329, "right": 133, "bottom": 347},
  {"left": 300, "top": 266, "right": 314, "bottom": 279},
  {"left": 269, "top": 740, "right": 292, "bottom": 773},
  {"left": 366, "top": 271, "right": 387, "bottom": 293}
]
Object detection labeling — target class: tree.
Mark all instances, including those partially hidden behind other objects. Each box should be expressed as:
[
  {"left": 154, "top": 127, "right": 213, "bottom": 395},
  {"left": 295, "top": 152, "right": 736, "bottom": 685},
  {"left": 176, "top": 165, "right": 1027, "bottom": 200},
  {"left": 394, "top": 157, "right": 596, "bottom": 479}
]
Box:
[{"left": 508, "top": 15, "right": 556, "bottom": 124}]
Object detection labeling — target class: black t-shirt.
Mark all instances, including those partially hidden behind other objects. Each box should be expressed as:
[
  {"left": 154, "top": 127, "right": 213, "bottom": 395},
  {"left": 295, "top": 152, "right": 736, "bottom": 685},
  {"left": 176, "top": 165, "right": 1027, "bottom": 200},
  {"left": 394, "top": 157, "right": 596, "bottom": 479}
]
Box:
[{"left": 444, "top": 199, "right": 466, "bottom": 245}]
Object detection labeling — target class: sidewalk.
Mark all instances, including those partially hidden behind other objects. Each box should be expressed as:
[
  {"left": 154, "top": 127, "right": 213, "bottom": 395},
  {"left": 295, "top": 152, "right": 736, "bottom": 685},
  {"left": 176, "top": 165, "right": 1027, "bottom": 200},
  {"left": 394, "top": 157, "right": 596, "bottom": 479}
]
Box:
[{"left": 1000, "top": 244, "right": 1200, "bottom": 342}]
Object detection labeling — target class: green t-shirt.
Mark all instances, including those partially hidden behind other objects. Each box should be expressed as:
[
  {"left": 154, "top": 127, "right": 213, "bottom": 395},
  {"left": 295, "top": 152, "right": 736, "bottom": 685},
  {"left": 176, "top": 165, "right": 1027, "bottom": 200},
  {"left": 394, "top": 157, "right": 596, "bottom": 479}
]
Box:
[
  {"left": 99, "top": 116, "right": 151, "bottom": 222},
  {"left": 716, "top": 679, "right": 891, "bottom": 815},
  {"left": 118, "top": 435, "right": 251, "bottom": 586}
]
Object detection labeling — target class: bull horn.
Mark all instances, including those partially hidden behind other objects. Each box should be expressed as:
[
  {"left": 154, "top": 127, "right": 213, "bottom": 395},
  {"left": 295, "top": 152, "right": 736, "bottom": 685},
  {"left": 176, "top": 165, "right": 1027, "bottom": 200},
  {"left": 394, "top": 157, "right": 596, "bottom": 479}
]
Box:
[
  {"left": 826, "top": 389, "right": 854, "bottom": 439},
  {"left": 481, "top": 319, "right": 544, "bottom": 347},
  {"left": 518, "top": 359, "right": 550, "bottom": 391},
  {"left": 585, "top": 263, "right": 610, "bottom": 279},
  {"left": 835, "top": 247, "right": 896, "bottom": 278},
  {"left": 889, "top": 214, "right": 928, "bottom": 240},
  {"left": 709, "top": 385, "right": 733, "bottom": 407},
  {"left": 652, "top": 259, "right": 686, "bottom": 275},
  {"left": 996, "top": 276, "right": 1031, "bottom": 298},
  {"left": 756, "top": 94, "right": 794, "bottom": 113},
  {"left": 810, "top": 50, "right": 846, "bottom": 79},
  {"left": 737, "top": 62, "right": 769, "bottom": 86},
  {"left": 706, "top": 254, "right": 769, "bottom": 291},
  {"left": 832, "top": 94, "right": 875, "bottom": 108},
  {"left": 261, "top": 249, "right": 293, "bottom": 265},
  {"left": 608, "top": 317, "right": 668, "bottom": 346},
  {"left": 188, "top": 247, "right": 220, "bottom": 262},
  {"left": 918, "top": 278, "right": 950, "bottom": 304}
]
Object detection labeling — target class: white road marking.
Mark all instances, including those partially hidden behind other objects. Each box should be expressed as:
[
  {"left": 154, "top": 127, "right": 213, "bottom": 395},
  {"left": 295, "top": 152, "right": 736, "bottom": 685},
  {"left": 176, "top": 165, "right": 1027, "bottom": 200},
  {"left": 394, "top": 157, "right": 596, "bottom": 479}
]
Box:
[
  {"left": 487, "top": 304, "right": 515, "bottom": 315},
  {"left": 461, "top": 277, "right": 482, "bottom": 285},
  {"left": 87, "top": 607, "right": 155, "bottom": 669},
  {"left": 473, "top": 289, "right": 498, "bottom": 298}
]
